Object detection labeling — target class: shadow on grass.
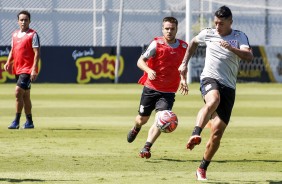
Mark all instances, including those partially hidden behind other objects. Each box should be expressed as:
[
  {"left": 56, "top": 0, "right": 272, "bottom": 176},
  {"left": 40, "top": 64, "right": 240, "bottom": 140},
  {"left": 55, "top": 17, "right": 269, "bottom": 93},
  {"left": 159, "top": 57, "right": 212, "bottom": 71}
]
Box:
[
  {"left": 210, "top": 159, "right": 282, "bottom": 163},
  {"left": 267, "top": 181, "right": 282, "bottom": 184},
  {"left": 153, "top": 158, "right": 282, "bottom": 163},
  {"left": 206, "top": 180, "right": 256, "bottom": 184},
  {"left": 0, "top": 178, "right": 44, "bottom": 183},
  {"left": 48, "top": 128, "right": 99, "bottom": 131},
  {"left": 0, "top": 178, "right": 79, "bottom": 183},
  {"left": 205, "top": 180, "right": 282, "bottom": 184},
  {"left": 154, "top": 158, "right": 187, "bottom": 162}
]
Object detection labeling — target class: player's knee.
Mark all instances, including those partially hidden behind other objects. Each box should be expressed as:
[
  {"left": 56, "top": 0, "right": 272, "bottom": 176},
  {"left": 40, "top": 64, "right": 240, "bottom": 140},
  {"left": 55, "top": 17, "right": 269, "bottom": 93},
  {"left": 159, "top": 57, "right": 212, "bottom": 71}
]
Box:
[
  {"left": 205, "top": 99, "right": 220, "bottom": 113},
  {"left": 135, "top": 115, "right": 149, "bottom": 125},
  {"left": 211, "top": 97, "right": 220, "bottom": 106},
  {"left": 211, "top": 129, "right": 224, "bottom": 143},
  {"left": 15, "top": 88, "right": 24, "bottom": 99}
]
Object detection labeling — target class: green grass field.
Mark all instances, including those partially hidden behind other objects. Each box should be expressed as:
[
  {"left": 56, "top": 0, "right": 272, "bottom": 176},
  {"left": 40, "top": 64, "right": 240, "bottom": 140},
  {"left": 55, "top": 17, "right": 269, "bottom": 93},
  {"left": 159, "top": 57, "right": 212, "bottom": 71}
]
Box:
[{"left": 0, "top": 83, "right": 281, "bottom": 184}]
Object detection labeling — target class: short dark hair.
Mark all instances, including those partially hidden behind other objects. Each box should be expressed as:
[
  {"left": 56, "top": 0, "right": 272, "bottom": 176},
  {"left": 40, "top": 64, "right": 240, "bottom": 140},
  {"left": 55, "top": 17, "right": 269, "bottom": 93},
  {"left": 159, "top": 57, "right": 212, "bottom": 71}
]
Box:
[
  {"left": 215, "top": 6, "right": 232, "bottom": 19},
  {"left": 163, "top": 17, "right": 178, "bottom": 27},
  {"left": 17, "top": 10, "right": 31, "bottom": 20}
]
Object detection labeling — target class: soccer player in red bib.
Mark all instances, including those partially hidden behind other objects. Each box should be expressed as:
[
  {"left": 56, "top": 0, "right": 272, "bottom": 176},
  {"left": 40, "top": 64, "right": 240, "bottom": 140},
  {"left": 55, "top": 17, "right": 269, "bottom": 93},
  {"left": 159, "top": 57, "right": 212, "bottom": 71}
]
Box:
[
  {"left": 4, "top": 10, "right": 40, "bottom": 129},
  {"left": 127, "top": 17, "right": 188, "bottom": 159}
]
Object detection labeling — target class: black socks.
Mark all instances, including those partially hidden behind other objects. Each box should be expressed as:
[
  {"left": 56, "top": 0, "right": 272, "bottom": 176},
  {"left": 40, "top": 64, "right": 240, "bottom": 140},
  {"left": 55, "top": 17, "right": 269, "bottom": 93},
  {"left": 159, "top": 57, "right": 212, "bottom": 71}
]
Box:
[
  {"left": 15, "top": 113, "right": 21, "bottom": 123},
  {"left": 14, "top": 113, "right": 33, "bottom": 123},
  {"left": 144, "top": 142, "right": 152, "bottom": 149},
  {"left": 192, "top": 126, "right": 202, "bottom": 136},
  {"left": 134, "top": 126, "right": 141, "bottom": 132},
  {"left": 199, "top": 158, "right": 210, "bottom": 170},
  {"left": 26, "top": 114, "right": 33, "bottom": 122}
]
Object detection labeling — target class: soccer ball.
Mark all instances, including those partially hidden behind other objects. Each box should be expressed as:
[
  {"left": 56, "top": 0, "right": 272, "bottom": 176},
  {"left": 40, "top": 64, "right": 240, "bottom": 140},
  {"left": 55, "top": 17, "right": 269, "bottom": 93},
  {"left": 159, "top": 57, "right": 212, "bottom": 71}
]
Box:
[{"left": 156, "top": 110, "right": 178, "bottom": 133}]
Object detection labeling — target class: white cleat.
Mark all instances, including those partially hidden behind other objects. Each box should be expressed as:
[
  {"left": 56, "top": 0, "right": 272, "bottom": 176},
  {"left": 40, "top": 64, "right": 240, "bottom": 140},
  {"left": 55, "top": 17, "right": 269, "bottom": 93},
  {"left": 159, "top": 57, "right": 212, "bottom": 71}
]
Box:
[{"left": 196, "top": 168, "right": 207, "bottom": 181}]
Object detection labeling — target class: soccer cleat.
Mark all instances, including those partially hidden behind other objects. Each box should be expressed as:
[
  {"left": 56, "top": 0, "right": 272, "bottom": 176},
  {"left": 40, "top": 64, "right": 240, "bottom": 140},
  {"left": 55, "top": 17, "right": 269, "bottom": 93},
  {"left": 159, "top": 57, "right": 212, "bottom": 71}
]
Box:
[
  {"left": 139, "top": 147, "right": 151, "bottom": 159},
  {"left": 186, "top": 135, "right": 201, "bottom": 150},
  {"left": 127, "top": 127, "right": 140, "bottom": 143},
  {"left": 196, "top": 168, "right": 207, "bottom": 180},
  {"left": 23, "top": 121, "right": 34, "bottom": 129},
  {"left": 8, "top": 121, "right": 19, "bottom": 129}
]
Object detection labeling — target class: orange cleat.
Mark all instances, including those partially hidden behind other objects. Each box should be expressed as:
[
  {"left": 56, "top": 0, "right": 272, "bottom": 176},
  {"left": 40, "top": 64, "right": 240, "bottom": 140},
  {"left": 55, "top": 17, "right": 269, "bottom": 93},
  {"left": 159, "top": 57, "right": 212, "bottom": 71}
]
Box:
[{"left": 186, "top": 135, "right": 201, "bottom": 150}]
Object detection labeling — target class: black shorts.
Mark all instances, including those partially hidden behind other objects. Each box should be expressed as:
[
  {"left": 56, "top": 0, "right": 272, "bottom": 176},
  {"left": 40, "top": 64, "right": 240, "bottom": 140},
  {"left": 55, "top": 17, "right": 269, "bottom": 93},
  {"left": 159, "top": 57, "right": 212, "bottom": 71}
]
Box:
[
  {"left": 138, "top": 87, "right": 175, "bottom": 116},
  {"left": 16, "top": 74, "right": 31, "bottom": 90},
  {"left": 200, "top": 77, "right": 235, "bottom": 125}
]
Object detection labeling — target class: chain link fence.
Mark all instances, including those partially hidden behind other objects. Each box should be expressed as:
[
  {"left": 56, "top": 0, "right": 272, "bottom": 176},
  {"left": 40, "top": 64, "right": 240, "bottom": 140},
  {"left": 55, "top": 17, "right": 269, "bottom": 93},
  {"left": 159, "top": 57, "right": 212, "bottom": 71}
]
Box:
[{"left": 1, "top": 0, "right": 282, "bottom": 46}]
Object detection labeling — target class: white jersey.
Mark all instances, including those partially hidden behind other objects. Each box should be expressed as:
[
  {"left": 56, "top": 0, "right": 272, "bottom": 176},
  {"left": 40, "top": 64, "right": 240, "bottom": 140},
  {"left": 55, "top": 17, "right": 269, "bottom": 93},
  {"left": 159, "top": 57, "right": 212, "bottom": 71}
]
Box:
[{"left": 196, "top": 28, "right": 250, "bottom": 89}]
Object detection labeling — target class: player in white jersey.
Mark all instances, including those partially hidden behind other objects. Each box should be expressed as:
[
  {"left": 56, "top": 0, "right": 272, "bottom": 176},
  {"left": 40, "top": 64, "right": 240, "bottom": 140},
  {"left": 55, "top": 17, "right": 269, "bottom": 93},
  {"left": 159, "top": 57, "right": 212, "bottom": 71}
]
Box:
[{"left": 178, "top": 6, "right": 253, "bottom": 180}]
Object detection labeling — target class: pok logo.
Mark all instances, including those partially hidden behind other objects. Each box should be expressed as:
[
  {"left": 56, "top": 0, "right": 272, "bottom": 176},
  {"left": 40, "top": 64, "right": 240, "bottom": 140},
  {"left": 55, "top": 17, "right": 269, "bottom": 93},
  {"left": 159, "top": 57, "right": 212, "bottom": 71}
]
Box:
[{"left": 76, "top": 53, "right": 124, "bottom": 84}]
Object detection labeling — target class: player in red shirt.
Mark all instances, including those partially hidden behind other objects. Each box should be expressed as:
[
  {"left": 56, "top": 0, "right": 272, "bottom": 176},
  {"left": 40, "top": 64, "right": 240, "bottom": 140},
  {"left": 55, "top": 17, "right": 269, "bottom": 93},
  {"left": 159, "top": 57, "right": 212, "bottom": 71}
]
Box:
[
  {"left": 4, "top": 10, "right": 40, "bottom": 129},
  {"left": 127, "top": 17, "right": 189, "bottom": 158}
]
